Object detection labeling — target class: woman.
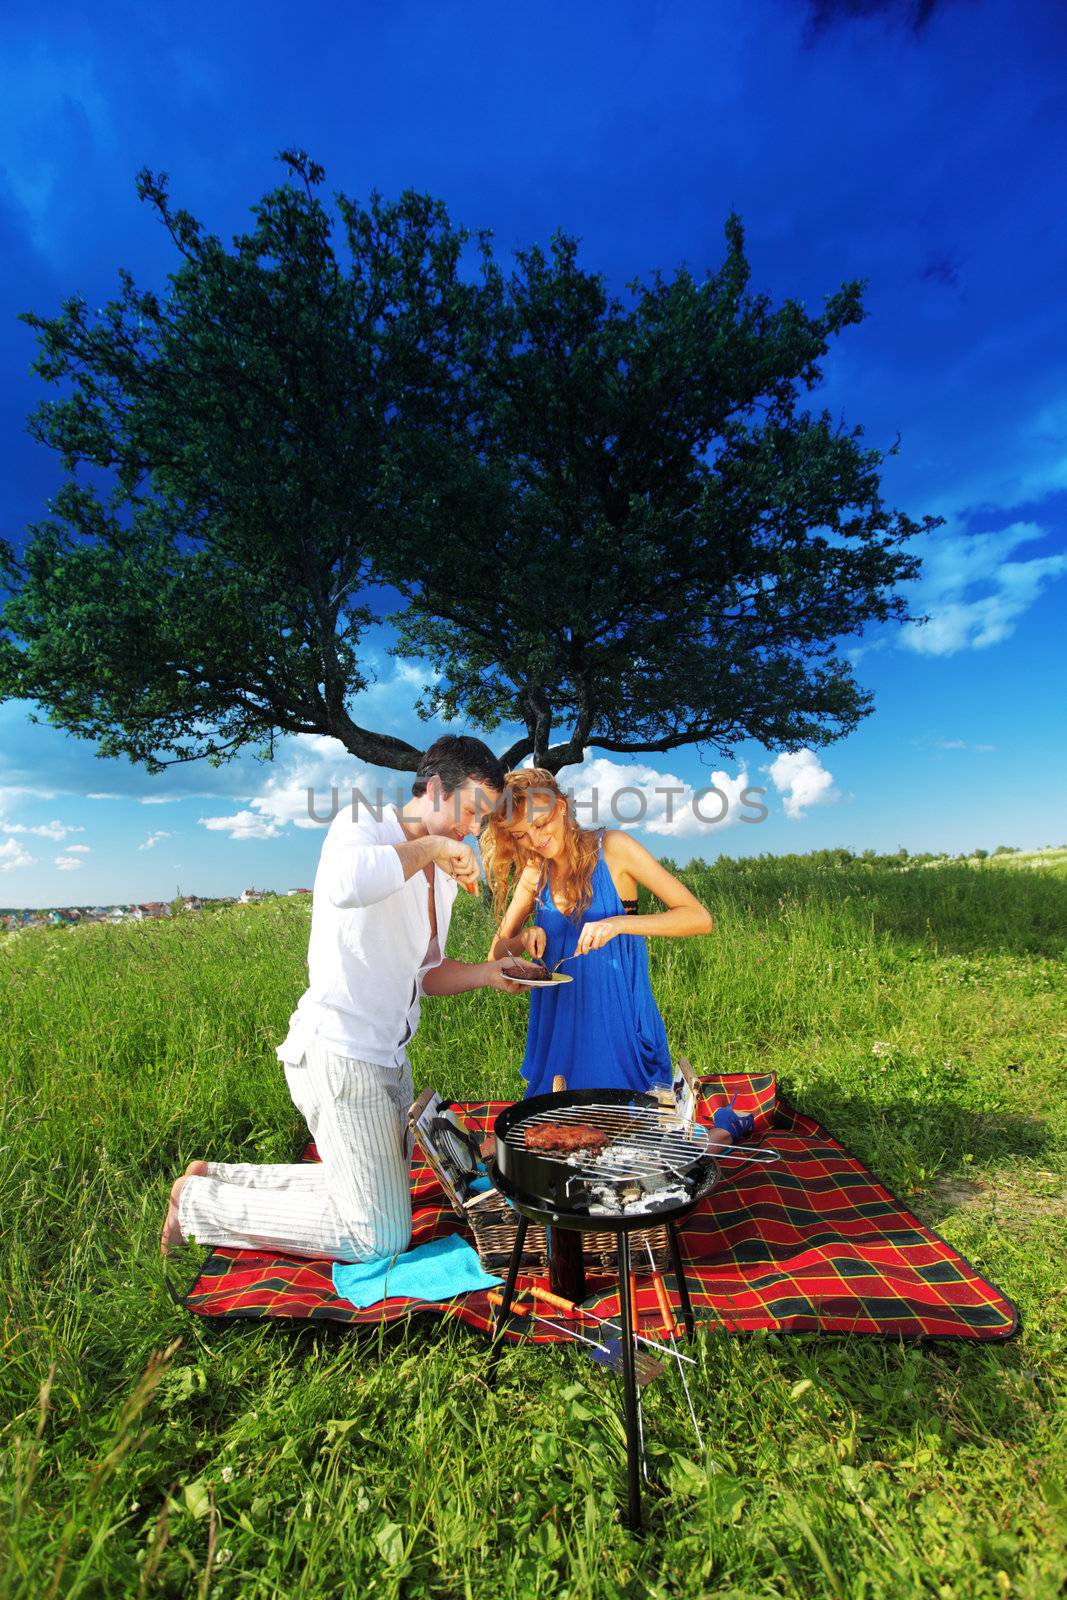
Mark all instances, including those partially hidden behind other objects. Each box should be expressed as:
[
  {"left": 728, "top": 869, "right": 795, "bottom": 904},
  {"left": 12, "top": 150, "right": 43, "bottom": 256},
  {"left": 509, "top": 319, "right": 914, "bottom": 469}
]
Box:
[{"left": 483, "top": 768, "right": 714, "bottom": 1096}]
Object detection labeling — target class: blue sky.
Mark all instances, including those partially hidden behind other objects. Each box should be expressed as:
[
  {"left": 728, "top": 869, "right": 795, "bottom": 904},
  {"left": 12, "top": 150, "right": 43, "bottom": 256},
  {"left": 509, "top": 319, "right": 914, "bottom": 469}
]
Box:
[{"left": 1, "top": 0, "right": 1065, "bottom": 906}]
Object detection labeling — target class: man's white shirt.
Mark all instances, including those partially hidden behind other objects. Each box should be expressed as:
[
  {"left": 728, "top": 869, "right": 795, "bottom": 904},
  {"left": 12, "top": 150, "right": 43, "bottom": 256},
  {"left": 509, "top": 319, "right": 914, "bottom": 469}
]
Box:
[{"left": 277, "top": 803, "right": 457, "bottom": 1069}]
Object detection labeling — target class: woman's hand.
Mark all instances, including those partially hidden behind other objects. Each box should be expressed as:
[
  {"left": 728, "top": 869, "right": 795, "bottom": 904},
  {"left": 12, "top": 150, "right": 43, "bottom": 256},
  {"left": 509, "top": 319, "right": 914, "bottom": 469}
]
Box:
[
  {"left": 521, "top": 925, "right": 547, "bottom": 960},
  {"left": 575, "top": 916, "right": 625, "bottom": 956}
]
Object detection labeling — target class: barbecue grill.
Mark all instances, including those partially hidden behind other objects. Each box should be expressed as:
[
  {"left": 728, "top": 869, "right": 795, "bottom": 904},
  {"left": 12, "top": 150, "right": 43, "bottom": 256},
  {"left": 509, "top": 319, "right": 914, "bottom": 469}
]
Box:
[
  {"left": 493, "top": 1088, "right": 740, "bottom": 1218},
  {"left": 484, "top": 1086, "right": 780, "bottom": 1530}
]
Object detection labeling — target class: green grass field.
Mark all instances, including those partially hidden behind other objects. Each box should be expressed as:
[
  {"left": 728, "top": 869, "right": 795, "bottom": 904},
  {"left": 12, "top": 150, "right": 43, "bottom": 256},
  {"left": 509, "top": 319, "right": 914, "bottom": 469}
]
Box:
[{"left": 2, "top": 855, "right": 1065, "bottom": 1599}]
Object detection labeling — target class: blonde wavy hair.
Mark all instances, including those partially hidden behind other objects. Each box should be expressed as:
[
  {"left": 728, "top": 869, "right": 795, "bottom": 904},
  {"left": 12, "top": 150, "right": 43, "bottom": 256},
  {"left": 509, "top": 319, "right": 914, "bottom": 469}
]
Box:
[{"left": 481, "top": 768, "right": 601, "bottom": 921}]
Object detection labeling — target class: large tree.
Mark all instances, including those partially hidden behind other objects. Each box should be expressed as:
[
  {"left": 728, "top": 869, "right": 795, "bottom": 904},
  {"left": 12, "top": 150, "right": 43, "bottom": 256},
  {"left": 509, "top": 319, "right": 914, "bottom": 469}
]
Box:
[{"left": 0, "top": 152, "right": 937, "bottom": 776}]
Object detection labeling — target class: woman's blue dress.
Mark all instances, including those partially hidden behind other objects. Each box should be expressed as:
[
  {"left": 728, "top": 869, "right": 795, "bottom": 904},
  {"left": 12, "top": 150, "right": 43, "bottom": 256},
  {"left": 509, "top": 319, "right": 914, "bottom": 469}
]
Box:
[{"left": 520, "top": 833, "right": 672, "bottom": 1097}]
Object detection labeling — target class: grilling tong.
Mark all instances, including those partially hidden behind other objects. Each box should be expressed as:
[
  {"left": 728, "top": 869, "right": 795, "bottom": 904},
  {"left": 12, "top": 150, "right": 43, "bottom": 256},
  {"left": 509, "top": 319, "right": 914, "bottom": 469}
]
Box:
[
  {"left": 488, "top": 1283, "right": 693, "bottom": 1374},
  {"left": 488, "top": 1275, "right": 706, "bottom": 1464},
  {"left": 529, "top": 1282, "right": 695, "bottom": 1366},
  {"left": 488, "top": 1290, "right": 663, "bottom": 1385}
]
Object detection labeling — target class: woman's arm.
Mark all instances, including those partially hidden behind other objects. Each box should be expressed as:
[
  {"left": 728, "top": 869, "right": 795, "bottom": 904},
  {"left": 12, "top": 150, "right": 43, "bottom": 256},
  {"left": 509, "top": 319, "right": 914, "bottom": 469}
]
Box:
[
  {"left": 574, "top": 832, "right": 713, "bottom": 955},
  {"left": 487, "top": 862, "right": 545, "bottom": 960}
]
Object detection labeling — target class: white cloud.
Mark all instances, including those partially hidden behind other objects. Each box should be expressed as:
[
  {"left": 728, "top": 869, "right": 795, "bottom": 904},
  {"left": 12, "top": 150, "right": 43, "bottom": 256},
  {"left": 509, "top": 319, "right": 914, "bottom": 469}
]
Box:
[
  {"left": 0, "top": 786, "right": 59, "bottom": 804},
  {"left": 54, "top": 854, "right": 83, "bottom": 871},
  {"left": 0, "top": 44, "right": 116, "bottom": 251},
  {"left": 920, "top": 738, "right": 997, "bottom": 753},
  {"left": 923, "top": 395, "right": 1067, "bottom": 522},
  {"left": 554, "top": 753, "right": 763, "bottom": 838},
  {"left": 1, "top": 819, "right": 84, "bottom": 841},
  {"left": 63, "top": 844, "right": 91, "bottom": 854},
  {"left": 252, "top": 737, "right": 373, "bottom": 831},
  {"left": 87, "top": 789, "right": 217, "bottom": 804},
  {"left": 845, "top": 637, "right": 888, "bottom": 668},
  {"left": 196, "top": 733, "right": 382, "bottom": 838},
  {"left": 355, "top": 655, "right": 440, "bottom": 709},
  {"left": 765, "top": 749, "right": 838, "bottom": 820},
  {"left": 0, "top": 839, "right": 34, "bottom": 871},
  {"left": 393, "top": 659, "right": 440, "bottom": 690},
  {"left": 137, "top": 831, "right": 173, "bottom": 851},
  {"left": 199, "top": 810, "right": 281, "bottom": 841},
  {"left": 901, "top": 521, "right": 1067, "bottom": 657}
]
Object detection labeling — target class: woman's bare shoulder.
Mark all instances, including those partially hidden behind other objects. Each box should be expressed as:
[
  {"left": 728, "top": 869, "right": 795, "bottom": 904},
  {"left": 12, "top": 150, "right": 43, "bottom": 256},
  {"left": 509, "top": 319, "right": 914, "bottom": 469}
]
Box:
[
  {"left": 602, "top": 828, "right": 639, "bottom": 861},
  {"left": 514, "top": 859, "right": 543, "bottom": 899}
]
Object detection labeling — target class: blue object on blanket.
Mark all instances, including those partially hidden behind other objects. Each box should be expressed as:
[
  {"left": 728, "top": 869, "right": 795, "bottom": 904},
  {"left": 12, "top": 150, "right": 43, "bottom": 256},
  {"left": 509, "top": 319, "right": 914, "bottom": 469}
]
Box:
[
  {"left": 331, "top": 1234, "right": 503, "bottom": 1309},
  {"left": 713, "top": 1092, "right": 755, "bottom": 1142}
]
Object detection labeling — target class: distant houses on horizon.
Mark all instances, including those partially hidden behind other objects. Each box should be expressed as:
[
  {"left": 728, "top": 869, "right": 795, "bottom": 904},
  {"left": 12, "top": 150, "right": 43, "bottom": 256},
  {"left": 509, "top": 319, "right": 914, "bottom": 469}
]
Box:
[
  {"left": 0, "top": 886, "right": 312, "bottom": 933},
  {"left": 2, "top": 844, "right": 1063, "bottom": 936}
]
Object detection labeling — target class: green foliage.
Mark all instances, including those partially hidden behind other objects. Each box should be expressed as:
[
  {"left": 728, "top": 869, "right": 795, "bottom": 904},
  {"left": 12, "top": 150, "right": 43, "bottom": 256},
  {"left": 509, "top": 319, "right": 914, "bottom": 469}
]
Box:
[
  {"left": 2, "top": 152, "right": 480, "bottom": 773},
  {"left": 1, "top": 859, "right": 1065, "bottom": 1596},
  {"left": 2, "top": 153, "right": 939, "bottom": 775},
  {"left": 392, "top": 225, "right": 938, "bottom": 770}
]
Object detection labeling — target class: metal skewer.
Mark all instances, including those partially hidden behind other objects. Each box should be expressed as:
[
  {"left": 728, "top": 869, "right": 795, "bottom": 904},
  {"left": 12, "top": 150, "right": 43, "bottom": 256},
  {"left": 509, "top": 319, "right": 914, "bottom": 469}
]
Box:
[
  {"left": 487, "top": 1292, "right": 661, "bottom": 1384},
  {"left": 645, "top": 1239, "right": 705, "bottom": 1459},
  {"left": 504, "top": 1107, "right": 780, "bottom": 1167},
  {"left": 525, "top": 1282, "right": 697, "bottom": 1366}
]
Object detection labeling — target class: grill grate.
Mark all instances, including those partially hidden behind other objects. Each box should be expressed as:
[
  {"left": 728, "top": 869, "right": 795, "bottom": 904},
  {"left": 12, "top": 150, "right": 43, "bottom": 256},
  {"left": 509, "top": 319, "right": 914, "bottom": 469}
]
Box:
[
  {"left": 504, "top": 1100, "right": 711, "bottom": 1190},
  {"left": 494, "top": 1091, "right": 781, "bottom": 1224},
  {"left": 503, "top": 1100, "right": 779, "bottom": 1194},
  {"left": 506, "top": 1103, "right": 706, "bottom": 1148}
]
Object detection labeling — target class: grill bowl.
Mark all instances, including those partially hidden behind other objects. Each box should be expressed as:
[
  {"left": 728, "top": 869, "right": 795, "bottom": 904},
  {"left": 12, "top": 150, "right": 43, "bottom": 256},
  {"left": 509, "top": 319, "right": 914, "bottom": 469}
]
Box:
[{"left": 493, "top": 1086, "right": 720, "bottom": 1223}]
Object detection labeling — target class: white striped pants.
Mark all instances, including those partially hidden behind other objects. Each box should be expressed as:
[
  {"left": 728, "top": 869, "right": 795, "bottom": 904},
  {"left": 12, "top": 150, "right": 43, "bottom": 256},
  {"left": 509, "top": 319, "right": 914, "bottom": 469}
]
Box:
[{"left": 177, "top": 1044, "right": 414, "bottom": 1263}]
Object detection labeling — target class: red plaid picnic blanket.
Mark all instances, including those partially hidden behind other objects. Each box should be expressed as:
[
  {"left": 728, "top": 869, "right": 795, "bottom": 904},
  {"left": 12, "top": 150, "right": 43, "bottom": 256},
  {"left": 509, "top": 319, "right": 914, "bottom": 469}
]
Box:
[{"left": 176, "top": 1073, "right": 1018, "bottom": 1341}]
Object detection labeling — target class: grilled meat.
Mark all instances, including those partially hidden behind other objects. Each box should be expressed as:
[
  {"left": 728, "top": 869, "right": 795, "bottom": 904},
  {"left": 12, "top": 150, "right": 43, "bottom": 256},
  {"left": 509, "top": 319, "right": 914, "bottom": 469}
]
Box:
[{"left": 524, "top": 1122, "right": 612, "bottom": 1156}]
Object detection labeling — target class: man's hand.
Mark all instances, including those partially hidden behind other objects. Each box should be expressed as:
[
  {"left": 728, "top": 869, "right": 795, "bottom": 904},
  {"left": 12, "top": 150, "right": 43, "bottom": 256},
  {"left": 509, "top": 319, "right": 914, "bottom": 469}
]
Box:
[
  {"left": 520, "top": 925, "right": 547, "bottom": 959},
  {"left": 483, "top": 956, "right": 528, "bottom": 994},
  {"left": 421, "top": 956, "right": 528, "bottom": 997},
  {"left": 433, "top": 836, "right": 480, "bottom": 892},
  {"left": 574, "top": 916, "right": 625, "bottom": 956}
]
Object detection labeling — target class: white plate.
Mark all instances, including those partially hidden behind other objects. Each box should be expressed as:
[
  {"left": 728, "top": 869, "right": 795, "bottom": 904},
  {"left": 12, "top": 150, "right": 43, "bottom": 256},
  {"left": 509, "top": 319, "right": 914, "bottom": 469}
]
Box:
[{"left": 503, "top": 969, "right": 574, "bottom": 988}]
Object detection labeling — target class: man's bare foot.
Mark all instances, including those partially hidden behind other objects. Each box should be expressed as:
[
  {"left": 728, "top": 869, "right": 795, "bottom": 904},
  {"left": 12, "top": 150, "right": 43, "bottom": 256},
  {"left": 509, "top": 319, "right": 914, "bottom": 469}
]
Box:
[
  {"left": 160, "top": 1175, "right": 190, "bottom": 1256},
  {"left": 184, "top": 1160, "right": 210, "bottom": 1178}
]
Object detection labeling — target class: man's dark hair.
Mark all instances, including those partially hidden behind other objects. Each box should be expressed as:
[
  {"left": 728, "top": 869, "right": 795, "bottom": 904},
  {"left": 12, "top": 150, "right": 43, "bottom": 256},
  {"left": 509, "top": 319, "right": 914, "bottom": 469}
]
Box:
[{"left": 411, "top": 735, "right": 505, "bottom": 799}]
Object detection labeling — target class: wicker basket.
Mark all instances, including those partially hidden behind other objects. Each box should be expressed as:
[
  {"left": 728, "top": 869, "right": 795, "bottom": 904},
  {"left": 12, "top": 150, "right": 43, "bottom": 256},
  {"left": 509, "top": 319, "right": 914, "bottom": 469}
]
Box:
[
  {"left": 463, "top": 1193, "right": 670, "bottom": 1276},
  {"left": 408, "top": 1085, "right": 675, "bottom": 1278}
]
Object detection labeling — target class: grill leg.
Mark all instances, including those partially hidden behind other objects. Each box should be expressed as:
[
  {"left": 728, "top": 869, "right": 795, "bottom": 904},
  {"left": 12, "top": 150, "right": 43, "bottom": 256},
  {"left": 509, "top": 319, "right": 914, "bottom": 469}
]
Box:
[
  {"left": 615, "top": 1231, "right": 643, "bottom": 1533},
  {"left": 547, "top": 1224, "right": 586, "bottom": 1303},
  {"left": 485, "top": 1214, "right": 528, "bottom": 1388},
  {"left": 666, "top": 1221, "right": 696, "bottom": 1342}
]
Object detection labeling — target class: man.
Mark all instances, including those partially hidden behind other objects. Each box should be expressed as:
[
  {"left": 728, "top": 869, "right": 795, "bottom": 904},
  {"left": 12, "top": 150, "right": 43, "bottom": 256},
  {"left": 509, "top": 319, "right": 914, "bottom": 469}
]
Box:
[{"left": 160, "top": 735, "right": 520, "bottom": 1260}]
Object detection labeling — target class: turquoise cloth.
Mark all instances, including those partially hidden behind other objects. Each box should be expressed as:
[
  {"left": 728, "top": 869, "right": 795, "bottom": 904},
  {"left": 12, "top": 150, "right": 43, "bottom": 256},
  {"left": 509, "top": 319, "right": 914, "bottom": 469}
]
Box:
[
  {"left": 521, "top": 831, "right": 672, "bottom": 1097},
  {"left": 331, "top": 1233, "right": 502, "bottom": 1309}
]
